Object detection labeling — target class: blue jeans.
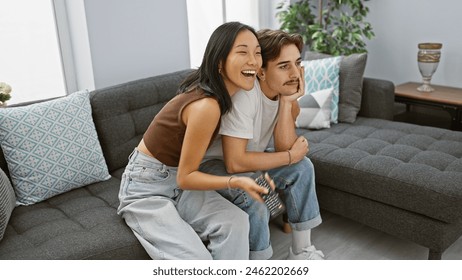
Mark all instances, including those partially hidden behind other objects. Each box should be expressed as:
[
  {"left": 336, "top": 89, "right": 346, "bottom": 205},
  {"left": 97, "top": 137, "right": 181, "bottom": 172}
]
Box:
[
  {"left": 118, "top": 149, "right": 250, "bottom": 260},
  {"left": 200, "top": 157, "right": 322, "bottom": 260}
]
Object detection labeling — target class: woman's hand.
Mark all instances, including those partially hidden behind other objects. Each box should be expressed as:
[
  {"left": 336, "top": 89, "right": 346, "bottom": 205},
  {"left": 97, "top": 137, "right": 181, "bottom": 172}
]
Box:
[{"left": 230, "top": 176, "right": 270, "bottom": 203}]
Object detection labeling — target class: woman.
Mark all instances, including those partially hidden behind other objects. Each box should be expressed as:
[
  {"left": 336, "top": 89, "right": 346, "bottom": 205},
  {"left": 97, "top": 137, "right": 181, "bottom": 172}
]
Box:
[{"left": 117, "top": 22, "right": 267, "bottom": 260}]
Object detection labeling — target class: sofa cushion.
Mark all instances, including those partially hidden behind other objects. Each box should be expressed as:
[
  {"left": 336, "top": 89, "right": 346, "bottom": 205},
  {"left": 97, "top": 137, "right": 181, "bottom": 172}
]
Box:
[
  {"left": 0, "top": 168, "right": 15, "bottom": 241},
  {"left": 0, "top": 91, "right": 111, "bottom": 205},
  {"left": 304, "top": 52, "right": 367, "bottom": 123},
  {"left": 301, "top": 56, "right": 341, "bottom": 124},
  {"left": 0, "top": 175, "right": 148, "bottom": 259},
  {"left": 299, "top": 118, "right": 462, "bottom": 223},
  {"left": 296, "top": 88, "right": 333, "bottom": 129}
]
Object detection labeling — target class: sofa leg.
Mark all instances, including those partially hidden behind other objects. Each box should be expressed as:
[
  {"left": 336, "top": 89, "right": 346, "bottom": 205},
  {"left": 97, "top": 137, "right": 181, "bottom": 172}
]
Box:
[
  {"left": 428, "top": 249, "right": 442, "bottom": 260},
  {"left": 282, "top": 213, "right": 292, "bottom": 234},
  {"left": 277, "top": 190, "right": 292, "bottom": 234}
]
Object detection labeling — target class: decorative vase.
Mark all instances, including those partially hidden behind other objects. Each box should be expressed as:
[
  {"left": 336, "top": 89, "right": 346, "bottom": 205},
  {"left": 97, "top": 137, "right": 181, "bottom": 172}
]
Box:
[{"left": 417, "top": 43, "right": 442, "bottom": 92}]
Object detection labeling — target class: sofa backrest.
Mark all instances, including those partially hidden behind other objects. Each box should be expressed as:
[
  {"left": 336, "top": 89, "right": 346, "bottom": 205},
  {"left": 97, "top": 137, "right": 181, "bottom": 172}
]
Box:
[
  {"left": 0, "top": 71, "right": 393, "bottom": 177},
  {"left": 89, "top": 69, "right": 193, "bottom": 173},
  {"left": 358, "top": 77, "right": 395, "bottom": 120},
  {"left": 0, "top": 69, "right": 193, "bottom": 177}
]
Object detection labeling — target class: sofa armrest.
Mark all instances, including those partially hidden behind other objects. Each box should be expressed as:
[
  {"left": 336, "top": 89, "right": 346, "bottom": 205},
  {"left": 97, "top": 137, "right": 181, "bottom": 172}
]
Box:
[{"left": 358, "top": 77, "right": 395, "bottom": 120}]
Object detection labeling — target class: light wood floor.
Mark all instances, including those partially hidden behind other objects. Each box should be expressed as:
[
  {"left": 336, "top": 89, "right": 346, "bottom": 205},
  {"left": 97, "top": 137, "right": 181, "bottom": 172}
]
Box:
[{"left": 269, "top": 209, "right": 462, "bottom": 260}]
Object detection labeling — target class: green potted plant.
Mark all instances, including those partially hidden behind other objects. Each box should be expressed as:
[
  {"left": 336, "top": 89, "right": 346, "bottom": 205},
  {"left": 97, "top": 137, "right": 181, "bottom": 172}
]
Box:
[
  {"left": 277, "top": 0, "right": 375, "bottom": 55},
  {"left": 0, "top": 82, "right": 12, "bottom": 107}
]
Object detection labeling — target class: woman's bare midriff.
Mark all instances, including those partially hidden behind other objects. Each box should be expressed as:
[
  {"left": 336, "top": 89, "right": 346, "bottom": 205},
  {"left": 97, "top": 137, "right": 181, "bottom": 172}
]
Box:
[{"left": 137, "top": 139, "right": 155, "bottom": 158}]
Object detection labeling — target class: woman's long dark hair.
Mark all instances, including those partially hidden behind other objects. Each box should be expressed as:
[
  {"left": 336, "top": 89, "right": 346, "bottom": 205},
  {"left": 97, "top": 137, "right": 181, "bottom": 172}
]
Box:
[{"left": 178, "top": 22, "right": 258, "bottom": 115}]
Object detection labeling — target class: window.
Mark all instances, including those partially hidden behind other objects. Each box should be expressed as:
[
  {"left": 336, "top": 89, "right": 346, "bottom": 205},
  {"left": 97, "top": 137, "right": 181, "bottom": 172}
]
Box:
[
  {"left": 0, "top": 0, "right": 68, "bottom": 105},
  {"left": 186, "top": 0, "right": 260, "bottom": 68},
  {"left": 186, "top": 0, "right": 286, "bottom": 68}
]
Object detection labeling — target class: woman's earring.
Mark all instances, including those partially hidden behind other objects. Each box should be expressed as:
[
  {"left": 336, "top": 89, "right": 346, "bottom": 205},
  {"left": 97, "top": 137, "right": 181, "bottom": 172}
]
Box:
[{"left": 218, "top": 68, "right": 222, "bottom": 74}]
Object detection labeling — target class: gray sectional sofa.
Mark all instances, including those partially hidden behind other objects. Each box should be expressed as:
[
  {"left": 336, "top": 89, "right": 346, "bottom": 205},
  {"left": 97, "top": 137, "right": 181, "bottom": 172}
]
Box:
[
  {"left": 300, "top": 78, "right": 462, "bottom": 260},
  {"left": 1, "top": 69, "right": 461, "bottom": 259}
]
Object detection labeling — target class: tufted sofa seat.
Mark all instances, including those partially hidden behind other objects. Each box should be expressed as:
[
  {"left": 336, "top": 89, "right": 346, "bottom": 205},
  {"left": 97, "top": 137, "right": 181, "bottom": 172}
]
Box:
[
  {"left": 0, "top": 176, "right": 148, "bottom": 259},
  {"left": 302, "top": 118, "right": 462, "bottom": 224}
]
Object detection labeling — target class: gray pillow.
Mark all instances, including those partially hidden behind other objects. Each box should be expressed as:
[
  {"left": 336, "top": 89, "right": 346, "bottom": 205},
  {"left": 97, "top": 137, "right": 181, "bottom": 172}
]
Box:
[
  {"left": 0, "top": 168, "right": 15, "bottom": 241},
  {"left": 296, "top": 88, "right": 333, "bottom": 129},
  {"left": 304, "top": 51, "right": 368, "bottom": 123}
]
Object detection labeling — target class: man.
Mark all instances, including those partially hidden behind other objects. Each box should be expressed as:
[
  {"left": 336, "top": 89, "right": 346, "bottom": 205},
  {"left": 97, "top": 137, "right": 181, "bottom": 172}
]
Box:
[{"left": 201, "top": 29, "right": 324, "bottom": 260}]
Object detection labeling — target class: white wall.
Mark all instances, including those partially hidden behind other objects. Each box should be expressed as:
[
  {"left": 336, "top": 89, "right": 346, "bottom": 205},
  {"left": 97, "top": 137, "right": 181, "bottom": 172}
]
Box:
[
  {"left": 364, "top": 0, "right": 462, "bottom": 88},
  {"left": 260, "top": 0, "right": 288, "bottom": 30},
  {"left": 79, "top": 0, "right": 462, "bottom": 90},
  {"left": 81, "top": 0, "right": 281, "bottom": 89},
  {"left": 83, "top": 0, "right": 190, "bottom": 89}
]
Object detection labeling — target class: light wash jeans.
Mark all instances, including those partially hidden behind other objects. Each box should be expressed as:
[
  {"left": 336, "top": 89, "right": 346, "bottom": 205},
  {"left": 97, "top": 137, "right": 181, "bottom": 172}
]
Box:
[
  {"left": 199, "top": 157, "right": 322, "bottom": 260},
  {"left": 117, "top": 149, "right": 250, "bottom": 260}
]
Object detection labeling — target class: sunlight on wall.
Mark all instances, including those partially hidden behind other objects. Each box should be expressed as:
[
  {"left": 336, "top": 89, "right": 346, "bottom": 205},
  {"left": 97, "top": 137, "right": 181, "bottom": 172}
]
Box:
[
  {"left": 225, "top": 0, "right": 259, "bottom": 28},
  {"left": 186, "top": 0, "right": 224, "bottom": 69}
]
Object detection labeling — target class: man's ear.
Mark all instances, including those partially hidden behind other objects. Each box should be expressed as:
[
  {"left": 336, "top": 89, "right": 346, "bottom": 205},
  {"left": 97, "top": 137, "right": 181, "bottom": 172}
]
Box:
[{"left": 258, "top": 68, "right": 266, "bottom": 81}]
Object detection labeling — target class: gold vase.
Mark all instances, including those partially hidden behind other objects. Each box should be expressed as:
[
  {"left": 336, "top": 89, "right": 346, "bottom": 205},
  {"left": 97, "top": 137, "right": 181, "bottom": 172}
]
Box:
[{"left": 417, "top": 43, "right": 442, "bottom": 92}]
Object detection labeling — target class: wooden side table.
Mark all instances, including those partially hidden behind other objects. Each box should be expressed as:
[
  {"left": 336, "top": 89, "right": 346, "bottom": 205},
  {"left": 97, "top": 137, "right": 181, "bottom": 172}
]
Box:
[{"left": 395, "top": 82, "right": 462, "bottom": 131}]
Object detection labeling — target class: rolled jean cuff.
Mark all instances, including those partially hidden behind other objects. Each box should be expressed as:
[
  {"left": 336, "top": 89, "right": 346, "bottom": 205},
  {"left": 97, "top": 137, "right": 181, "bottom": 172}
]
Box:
[
  {"left": 290, "top": 214, "right": 322, "bottom": 232},
  {"left": 250, "top": 244, "right": 273, "bottom": 260}
]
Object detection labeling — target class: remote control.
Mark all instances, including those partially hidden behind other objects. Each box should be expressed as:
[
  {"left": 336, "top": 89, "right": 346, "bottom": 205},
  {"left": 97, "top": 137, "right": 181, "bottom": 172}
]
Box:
[{"left": 254, "top": 173, "right": 286, "bottom": 220}]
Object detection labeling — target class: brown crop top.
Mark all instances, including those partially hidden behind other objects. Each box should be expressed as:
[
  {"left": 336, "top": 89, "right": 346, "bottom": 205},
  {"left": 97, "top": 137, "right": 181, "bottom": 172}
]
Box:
[{"left": 143, "top": 90, "right": 220, "bottom": 167}]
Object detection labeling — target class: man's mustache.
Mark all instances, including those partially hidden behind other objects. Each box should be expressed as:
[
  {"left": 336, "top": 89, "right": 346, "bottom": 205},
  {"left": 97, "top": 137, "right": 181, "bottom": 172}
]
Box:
[{"left": 284, "top": 80, "right": 299, "bottom": 85}]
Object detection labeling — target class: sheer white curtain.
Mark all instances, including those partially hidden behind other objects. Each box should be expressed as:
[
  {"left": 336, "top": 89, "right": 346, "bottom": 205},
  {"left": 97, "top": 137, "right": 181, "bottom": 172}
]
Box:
[
  {"left": 187, "top": 0, "right": 280, "bottom": 69},
  {"left": 0, "top": 0, "right": 94, "bottom": 105},
  {"left": 186, "top": 0, "right": 224, "bottom": 68},
  {"left": 0, "top": 0, "right": 66, "bottom": 105}
]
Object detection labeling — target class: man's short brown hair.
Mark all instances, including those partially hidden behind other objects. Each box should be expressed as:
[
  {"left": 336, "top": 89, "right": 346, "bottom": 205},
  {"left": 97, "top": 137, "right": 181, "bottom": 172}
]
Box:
[{"left": 257, "top": 29, "right": 304, "bottom": 68}]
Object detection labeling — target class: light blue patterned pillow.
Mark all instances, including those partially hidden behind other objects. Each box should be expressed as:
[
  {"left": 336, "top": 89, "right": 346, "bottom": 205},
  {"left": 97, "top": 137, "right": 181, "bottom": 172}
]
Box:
[
  {"left": 301, "top": 56, "right": 341, "bottom": 123},
  {"left": 0, "top": 91, "right": 111, "bottom": 206}
]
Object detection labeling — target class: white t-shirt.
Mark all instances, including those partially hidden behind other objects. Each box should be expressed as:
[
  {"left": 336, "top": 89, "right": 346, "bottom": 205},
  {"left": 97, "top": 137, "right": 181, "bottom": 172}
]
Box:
[{"left": 205, "top": 81, "right": 279, "bottom": 160}]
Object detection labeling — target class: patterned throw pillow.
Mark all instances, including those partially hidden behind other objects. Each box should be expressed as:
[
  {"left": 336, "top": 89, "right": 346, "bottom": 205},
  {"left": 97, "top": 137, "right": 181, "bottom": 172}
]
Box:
[
  {"left": 304, "top": 51, "right": 367, "bottom": 123},
  {"left": 0, "top": 168, "right": 15, "bottom": 241},
  {"left": 296, "top": 88, "right": 333, "bottom": 129},
  {"left": 0, "top": 91, "right": 111, "bottom": 206},
  {"left": 301, "top": 56, "right": 341, "bottom": 123}
]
